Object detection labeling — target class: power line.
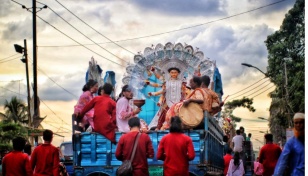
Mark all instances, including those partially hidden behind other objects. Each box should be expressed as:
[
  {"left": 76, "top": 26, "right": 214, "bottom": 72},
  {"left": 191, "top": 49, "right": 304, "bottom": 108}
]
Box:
[
  {"left": 37, "top": 67, "right": 78, "bottom": 98},
  {"left": 39, "top": 0, "right": 287, "bottom": 46},
  {"left": 251, "top": 85, "right": 276, "bottom": 98},
  {"left": 40, "top": 3, "right": 129, "bottom": 64},
  {"left": 228, "top": 78, "right": 269, "bottom": 96},
  {"left": 228, "top": 81, "right": 273, "bottom": 101},
  {"left": 0, "top": 56, "right": 22, "bottom": 64},
  {"left": 0, "top": 53, "right": 20, "bottom": 61},
  {"left": 53, "top": 0, "right": 137, "bottom": 55},
  {"left": 40, "top": 99, "right": 71, "bottom": 127},
  {"left": 36, "top": 14, "right": 126, "bottom": 68}
]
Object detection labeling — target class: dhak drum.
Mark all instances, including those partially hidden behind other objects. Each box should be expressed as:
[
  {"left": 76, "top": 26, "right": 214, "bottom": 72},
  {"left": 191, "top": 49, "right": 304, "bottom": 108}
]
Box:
[
  {"left": 179, "top": 102, "right": 203, "bottom": 128},
  {"left": 165, "top": 102, "right": 203, "bottom": 129}
]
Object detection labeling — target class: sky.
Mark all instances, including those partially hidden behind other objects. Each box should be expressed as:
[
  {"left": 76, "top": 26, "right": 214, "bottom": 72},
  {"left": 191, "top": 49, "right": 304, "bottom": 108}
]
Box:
[{"left": 0, "top": 0, "right": 298, "bottom": 150}]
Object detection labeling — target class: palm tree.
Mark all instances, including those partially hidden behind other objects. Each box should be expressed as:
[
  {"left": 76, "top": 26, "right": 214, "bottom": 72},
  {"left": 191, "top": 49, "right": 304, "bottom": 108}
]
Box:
[{"left": 0, "top": 96, "right": 28, "bottom": 124}]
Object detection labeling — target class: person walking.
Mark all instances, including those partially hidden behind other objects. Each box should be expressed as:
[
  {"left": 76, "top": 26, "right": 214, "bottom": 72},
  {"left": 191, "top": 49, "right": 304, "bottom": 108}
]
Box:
[
  {"left": 258, "top": 134, "right": 281, "bottom": 176},
  {"left": 157, "top": 116, "right": 195, "bottom": 176},
  {"left": 273, "top": 112, "right": 305, "bottom": 176},
  {"left": 115, "top": 117, "right": 154, "bottom": 176},
  {"left": 31, "top": 129, "right": 59, "bottom": 176},
  {"left": 224, "top": 148, "right": 233, "bottom": 176},
  {"left": 227, "top": 152, "right": 245, "bottom": 176},
  {"left": 2, "top": 137, "right": 32, "bottom": 176},
  {"left": 79, "top": 83, "right": 117, "bottom": 143}
]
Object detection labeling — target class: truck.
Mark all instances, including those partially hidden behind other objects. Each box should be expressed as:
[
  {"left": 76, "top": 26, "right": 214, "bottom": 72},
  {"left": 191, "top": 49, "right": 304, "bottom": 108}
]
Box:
[
  {"left": 72, "top": 114, "right": 224, "bottom": 176},
  {"left": 71, "top": 43, "right": 226, "bottom": 176}
]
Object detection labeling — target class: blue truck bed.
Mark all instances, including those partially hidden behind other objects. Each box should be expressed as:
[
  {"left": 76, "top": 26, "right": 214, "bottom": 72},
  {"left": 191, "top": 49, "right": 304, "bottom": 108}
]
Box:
[{"left": 72, "top": 113, "right": 224, "bottom": 176}]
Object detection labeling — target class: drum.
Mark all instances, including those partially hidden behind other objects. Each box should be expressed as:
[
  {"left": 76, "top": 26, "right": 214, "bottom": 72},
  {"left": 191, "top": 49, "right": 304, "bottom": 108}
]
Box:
[
  {"left": 178, "top": 102, "right": 203, "bottom": 128},
  {"left": 163, "top": 102, "right": 203, "bottom": 129}
]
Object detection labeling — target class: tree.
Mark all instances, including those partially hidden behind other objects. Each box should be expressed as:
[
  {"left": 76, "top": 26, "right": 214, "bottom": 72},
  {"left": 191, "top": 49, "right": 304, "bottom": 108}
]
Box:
[
  {"left": 0, "top": 121, "right": 27, "bottom": 152},
  {"left": 223, "top": 97, "right": 256, "bottom": 123},
  {"left": 0, "top": 96, "right": 28, "bottom": 124},
  {"left": 221, "top": 97, "right": 256, "bottom": 138},
  {"left": 265, "top": 0, "right": 305, "bottom": 143}
]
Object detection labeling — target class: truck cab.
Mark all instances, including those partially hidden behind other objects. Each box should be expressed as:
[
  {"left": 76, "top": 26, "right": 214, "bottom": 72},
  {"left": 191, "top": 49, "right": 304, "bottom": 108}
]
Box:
[{"left": 59, "top": 141, "right": 74, "bottom": 176}]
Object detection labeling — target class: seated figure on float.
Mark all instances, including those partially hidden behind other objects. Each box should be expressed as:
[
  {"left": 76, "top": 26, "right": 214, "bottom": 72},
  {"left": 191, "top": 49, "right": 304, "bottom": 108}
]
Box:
[
  {"left": 161, "top": 75, "right": 223, "bottom": 130},
  {"left": 146, "top": 67, "right": 187, "bottom": 130}
]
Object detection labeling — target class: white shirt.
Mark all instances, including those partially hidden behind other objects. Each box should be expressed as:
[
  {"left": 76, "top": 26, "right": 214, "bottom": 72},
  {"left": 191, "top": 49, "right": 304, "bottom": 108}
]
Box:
[{"left": 232, "top": 135, "right": 244, "bottom": 152}]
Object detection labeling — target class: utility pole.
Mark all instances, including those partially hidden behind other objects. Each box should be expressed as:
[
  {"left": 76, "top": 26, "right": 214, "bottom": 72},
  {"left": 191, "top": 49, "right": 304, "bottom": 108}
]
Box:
[
  {"left": 23, "top": 39, "right": 32, "bottom": 127},
  {"left": 284, "top": 61, "right": 292, "bottom": 128},
  {"left": 32, "top": 0, "right": 38, "bottom": 122}
]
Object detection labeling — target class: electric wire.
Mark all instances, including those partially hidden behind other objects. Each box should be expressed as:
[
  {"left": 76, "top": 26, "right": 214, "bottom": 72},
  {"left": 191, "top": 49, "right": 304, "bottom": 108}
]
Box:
[
  {"left": 37, "top": 67, "right": 79, "bottom": 98},
  {"left": 228, "top": 77, "right": 269, "bottom": 96},
  {"left": 36, "top": 0, "right": 286, "bottom": 49},
  {"left": 0, "top": 84, "right": 71, "bottom": 130},
  {"left": 0, "top": 56, "right": 22, "bottom": 64},
  {"left": 38, "top": 0, "right": 288, "bottom": 46},
  {"left": 228, "top": 81, "right": 273, "bottom": 101},
  {"left": 41, "top": 3, "right": 129, "bottom": 64},
  {"left": 0, "top": 53, "right": 20, "bottom": 61},
  {"left": 251, "top": 85, "right": 276, "bottom": 98},
  {"left": 36, "top": 14, "right": 126, "bottom": 67},
  {"left": 40, "top": 99, "right": 71, "bottom": 129},
  {"left": 52, "top": 0, "right": 137, "bottom": 55}
]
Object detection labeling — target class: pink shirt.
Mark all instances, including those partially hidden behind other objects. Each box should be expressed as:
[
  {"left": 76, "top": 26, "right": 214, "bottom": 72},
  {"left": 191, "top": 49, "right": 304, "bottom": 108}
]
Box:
[
  {"left": 116, "top": 97, "right": 134, "bottom": 132},
  {"left": 74, "top": 91, "right": 94, "bottom": 127}
]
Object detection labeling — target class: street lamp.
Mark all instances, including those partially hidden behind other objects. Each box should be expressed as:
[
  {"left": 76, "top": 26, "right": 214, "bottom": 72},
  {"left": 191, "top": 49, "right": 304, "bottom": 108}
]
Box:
[
  {"left": 241, "top": 63, "right": 267, "bottom": 77},
  {"left": 14, "top": 39, "right": 31, "bottom": 127}
]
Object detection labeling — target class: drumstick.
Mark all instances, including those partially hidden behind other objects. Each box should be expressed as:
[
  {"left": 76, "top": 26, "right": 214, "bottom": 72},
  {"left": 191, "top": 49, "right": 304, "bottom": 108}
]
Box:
[{"left": 223, "top": 95, "right": 229, "bottom": 102}]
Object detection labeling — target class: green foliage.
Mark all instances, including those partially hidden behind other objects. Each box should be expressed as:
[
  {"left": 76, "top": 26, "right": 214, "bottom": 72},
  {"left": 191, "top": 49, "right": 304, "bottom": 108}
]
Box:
[
  {"left": 223, "top": 97, "right": 255, "bottom": 123},
  {"left": 265, "top": 0, "right": 304, "bottom": 145},
  {"left": 0, "top": 122, "right": 27, "bottom": 152},
  {"left": 0, "top": 96, "right": 29, "bottom": 124},
  {"left": 265, "top": 0, "right": 305, "bottom": 113}
]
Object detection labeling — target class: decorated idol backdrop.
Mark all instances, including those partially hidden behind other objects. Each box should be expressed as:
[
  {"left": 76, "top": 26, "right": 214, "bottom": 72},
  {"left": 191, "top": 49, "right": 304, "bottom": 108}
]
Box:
[{"left": 122, "top": 42, "right": 223, "bottom": 124}]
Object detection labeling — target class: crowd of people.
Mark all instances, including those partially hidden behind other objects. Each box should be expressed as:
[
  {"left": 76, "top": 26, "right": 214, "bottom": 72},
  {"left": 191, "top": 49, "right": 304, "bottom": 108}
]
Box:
[
  {"left": 2, "top": 129, "right": 64, "bottom": 176},
  {"left": 223, "top": 112, "right": 305, "bottom": 176},
  {"left": 2, "top": 66, "right": 304, "bottom": 175}
]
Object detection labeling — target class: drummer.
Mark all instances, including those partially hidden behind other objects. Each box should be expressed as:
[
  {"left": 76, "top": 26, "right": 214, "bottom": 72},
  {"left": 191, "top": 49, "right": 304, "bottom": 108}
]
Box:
[{"left": 161, "top": 76, "right": 205, "bottom": 130}]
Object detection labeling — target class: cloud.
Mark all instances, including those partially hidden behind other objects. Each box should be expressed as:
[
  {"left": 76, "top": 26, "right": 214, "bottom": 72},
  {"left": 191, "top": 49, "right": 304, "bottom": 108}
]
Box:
[
  {"left": 179, "top": 24, "right": 275, "bottom": 85},
  {"left": 129, "top": 0, "right": 227, "bottom": 16},
  {"left": 246, "top": 0, "right": 296, "bottom": 14}
]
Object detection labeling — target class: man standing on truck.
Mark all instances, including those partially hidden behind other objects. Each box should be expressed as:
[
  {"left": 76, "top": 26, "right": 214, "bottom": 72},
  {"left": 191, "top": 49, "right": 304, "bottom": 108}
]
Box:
[
  {"left": 115, "top": 117, "right": 154, "bottom": 176},
  {"left": 116, "top": 85, "right": 141, "bottom": 132},
  {"left": 79, "top": 83, "right": 117, "bottom": 143}
]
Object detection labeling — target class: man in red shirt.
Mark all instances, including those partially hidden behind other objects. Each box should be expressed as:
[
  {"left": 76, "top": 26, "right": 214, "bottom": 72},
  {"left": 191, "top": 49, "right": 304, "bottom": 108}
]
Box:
[
  {"left": 259, "top": 133, "right": 282, "bottom": 176},
  {"left": 115, "top": 117, "right": 154, "bottom": 176},
  {"left": 223, "top": 148, "right": 233, "bottom": 175},
  {"left": 2, "top": 137, "right": 32, "bottom": 176},
  {"left": 31, "top": 129, "right": 59, "bottom": 176},
  {"left": 79, "top": 83, "right": 117, "bottom": 143},
  {"left": 157, "top": 116, "right": 195, "bottom": 176}
]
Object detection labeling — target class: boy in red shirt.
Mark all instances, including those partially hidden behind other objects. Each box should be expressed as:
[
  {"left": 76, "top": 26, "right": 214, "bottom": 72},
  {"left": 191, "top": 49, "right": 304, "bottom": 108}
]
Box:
[
  {"left": 31, "top": 129, "right": 59, "bottom": 176},
  {"left": 157, "top": 116, "right": 195, "bottom": 176},
  {"left": 2, "top": 137, "right": 32, "bottom": 176},
  {"left": 223, "top": 148, "right": 233, "bottom": 175}
]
